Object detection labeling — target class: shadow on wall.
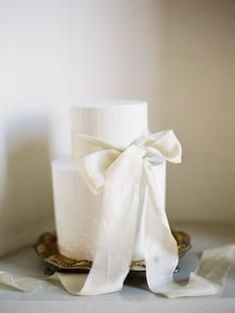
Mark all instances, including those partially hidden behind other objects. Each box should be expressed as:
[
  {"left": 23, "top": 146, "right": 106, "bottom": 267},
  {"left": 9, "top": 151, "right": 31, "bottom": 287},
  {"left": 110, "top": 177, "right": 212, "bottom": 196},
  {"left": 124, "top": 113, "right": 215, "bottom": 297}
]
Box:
[{"left": 0, "top": 111, "right": 54, "bottom": 256}]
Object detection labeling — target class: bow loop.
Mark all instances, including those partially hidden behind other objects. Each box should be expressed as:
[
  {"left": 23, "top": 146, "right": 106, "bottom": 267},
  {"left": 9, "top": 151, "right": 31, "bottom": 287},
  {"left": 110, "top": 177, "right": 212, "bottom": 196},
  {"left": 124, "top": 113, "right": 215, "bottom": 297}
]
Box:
[{"left": 141, "top": 130, "right": 182, "bottom": 164}]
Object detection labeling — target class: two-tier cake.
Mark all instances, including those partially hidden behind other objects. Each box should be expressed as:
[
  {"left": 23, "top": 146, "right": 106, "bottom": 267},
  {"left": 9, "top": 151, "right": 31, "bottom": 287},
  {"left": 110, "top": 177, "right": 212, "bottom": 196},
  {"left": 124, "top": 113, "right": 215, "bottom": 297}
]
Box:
[{"left": 52, "top": 101, "right": 150, "bottom": 262}]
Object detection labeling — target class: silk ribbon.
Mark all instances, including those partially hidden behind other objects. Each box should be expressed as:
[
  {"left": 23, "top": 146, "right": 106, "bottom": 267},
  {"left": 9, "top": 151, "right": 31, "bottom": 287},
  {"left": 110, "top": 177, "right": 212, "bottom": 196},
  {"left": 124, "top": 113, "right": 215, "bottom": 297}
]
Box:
[{"left": 71, "top": 129, "right": 182, "bottom": 295}]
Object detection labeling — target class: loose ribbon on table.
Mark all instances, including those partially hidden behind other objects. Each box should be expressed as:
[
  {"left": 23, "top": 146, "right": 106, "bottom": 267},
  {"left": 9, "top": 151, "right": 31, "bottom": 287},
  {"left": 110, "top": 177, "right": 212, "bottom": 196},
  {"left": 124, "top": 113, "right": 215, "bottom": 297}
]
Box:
[{"left": 69, "top": 129, "right": 182, "bottom": 295}]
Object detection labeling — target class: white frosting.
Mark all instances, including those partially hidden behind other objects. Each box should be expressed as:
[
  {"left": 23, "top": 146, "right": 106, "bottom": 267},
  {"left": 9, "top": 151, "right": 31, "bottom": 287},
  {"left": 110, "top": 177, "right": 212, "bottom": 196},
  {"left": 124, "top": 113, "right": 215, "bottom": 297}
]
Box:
[
  {"left": 52, "top": 156, "right": 102, "bottom": 260},
  {"left": 71, "top": 100, "right": 148, "bottom": 149}
]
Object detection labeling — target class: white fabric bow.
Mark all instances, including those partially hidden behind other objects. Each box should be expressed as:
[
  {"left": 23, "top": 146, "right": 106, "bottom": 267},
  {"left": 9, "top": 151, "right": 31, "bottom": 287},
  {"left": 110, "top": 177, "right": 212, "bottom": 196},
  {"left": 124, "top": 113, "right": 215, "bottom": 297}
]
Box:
[{"left": 72, "top": 129, "right": 182, "bottom": 295}]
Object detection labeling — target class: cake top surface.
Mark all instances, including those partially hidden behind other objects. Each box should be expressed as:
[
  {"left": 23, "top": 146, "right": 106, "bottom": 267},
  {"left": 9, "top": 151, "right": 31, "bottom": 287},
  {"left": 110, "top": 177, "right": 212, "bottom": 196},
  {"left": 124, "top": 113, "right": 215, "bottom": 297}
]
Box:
[{"left": 71, "top": 100, "right": 148, "bottom": 108}]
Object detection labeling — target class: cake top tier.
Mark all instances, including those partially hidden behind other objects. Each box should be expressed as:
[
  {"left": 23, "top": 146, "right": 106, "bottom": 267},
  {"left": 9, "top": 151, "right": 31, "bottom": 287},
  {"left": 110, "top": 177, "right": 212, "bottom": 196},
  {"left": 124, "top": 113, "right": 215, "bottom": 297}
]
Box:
[{"left": 71, "top": 100, "right": 148, "bottom": 150}]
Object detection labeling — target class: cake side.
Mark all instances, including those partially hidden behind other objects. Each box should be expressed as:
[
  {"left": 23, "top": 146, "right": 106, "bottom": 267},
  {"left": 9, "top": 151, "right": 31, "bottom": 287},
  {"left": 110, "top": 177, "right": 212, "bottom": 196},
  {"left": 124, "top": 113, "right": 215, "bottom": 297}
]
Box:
[{"left": 52, "top": 157, "right": 102, "bottom": 260}]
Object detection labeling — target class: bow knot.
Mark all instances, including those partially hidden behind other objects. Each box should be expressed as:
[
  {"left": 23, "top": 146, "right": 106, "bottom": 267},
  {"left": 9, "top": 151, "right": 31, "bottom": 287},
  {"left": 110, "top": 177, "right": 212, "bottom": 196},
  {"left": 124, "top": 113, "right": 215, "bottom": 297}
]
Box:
[{"left": 77, "top": 130, "right": 182, "bottom": 196}]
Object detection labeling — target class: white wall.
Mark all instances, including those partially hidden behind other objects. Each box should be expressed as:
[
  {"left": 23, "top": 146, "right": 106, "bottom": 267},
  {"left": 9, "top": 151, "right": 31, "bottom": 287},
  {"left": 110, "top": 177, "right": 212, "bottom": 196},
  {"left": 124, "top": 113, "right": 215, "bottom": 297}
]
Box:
[{"left": 0, "top": 0, "right": 234, "bottom": 255}]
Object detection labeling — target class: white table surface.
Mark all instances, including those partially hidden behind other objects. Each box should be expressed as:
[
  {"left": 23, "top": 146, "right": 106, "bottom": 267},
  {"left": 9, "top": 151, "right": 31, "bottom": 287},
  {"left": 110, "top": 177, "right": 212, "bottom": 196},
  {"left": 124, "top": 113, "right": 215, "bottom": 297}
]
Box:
[{"left": 0, "top": 222, "right": 235, "bottom": 313}]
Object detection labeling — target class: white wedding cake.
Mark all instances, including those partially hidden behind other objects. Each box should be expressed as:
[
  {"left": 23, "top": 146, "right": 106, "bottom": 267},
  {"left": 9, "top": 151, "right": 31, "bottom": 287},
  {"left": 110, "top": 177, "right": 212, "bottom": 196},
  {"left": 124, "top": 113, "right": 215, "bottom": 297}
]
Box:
[{"left": 52, "top": 100, "right": 149, "bottom": 261}]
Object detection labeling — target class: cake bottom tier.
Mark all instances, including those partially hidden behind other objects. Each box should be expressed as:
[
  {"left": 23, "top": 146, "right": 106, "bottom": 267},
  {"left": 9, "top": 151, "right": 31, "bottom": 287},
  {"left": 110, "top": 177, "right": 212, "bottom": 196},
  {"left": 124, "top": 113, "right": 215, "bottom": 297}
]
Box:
[{"left": 52, "top": 156, "right": 146, "bottom": 261}]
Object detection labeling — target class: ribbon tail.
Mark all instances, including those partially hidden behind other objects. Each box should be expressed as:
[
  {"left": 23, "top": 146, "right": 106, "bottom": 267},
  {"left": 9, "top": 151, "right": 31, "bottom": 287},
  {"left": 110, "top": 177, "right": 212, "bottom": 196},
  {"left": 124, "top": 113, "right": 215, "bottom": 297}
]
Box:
[
  {"left": 144, "top": 161, "right": 178, "bottom": 292},
  {"left": 73, "top": 145, "right": 143, "bottom": 295},
  {"left": 142, "top": 244, "right": 235, "bottom": 298}
]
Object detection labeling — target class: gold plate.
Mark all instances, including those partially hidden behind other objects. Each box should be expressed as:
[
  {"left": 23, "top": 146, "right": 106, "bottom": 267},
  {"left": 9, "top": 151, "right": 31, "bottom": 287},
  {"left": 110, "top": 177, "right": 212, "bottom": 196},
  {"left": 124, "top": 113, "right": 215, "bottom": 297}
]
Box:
[{"left": 34, "top": 230, "right": 191, "bottom": 274}]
